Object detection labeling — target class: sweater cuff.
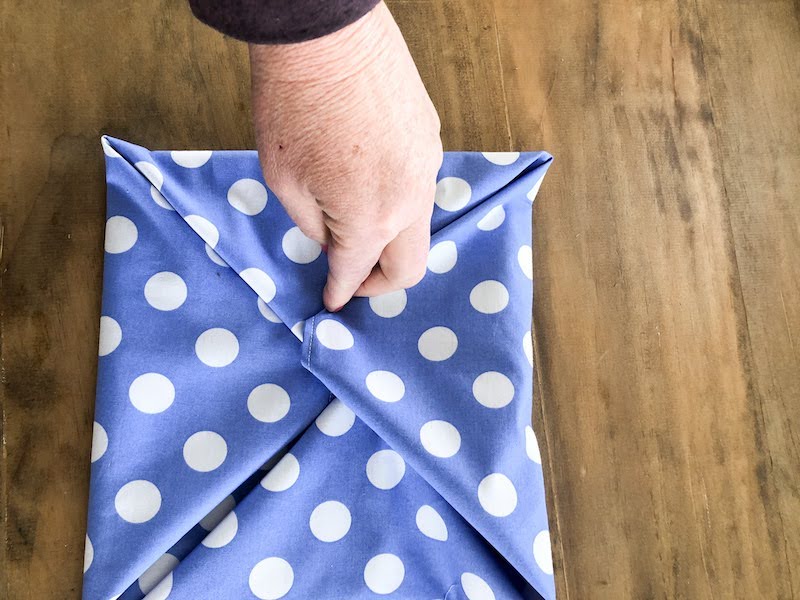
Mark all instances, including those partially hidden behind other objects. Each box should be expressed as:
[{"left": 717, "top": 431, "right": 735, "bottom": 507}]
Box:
[{"left": 189, "top": 0, "right": 382, "bottom": 44}]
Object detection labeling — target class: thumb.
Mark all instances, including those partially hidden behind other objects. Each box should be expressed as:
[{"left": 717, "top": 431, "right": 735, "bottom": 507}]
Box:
[{"left": 323, "top": 235, "right": 384, "bottom": 312}]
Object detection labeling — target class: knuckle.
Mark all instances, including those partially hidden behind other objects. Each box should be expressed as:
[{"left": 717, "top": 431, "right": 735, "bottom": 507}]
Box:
[
  {"left": 295, "top": 223, "right": 326, "bottom": 245},
  {"left": 372, "top": 221, "right": 398, "bottom": 244},
  {"left": 261, "top": 169, "right": 292, "bottom": 199},
  {"left": 396, "top": 263, "right": 427, "bottom": 289}
]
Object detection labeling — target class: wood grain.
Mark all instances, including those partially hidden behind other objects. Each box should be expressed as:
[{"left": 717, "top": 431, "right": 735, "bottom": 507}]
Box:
[
  {"left": 1, "top": 0, "right": 798, "bottom": 598},
  {"left": 490, "top": 0, "right": 800, "bottom": 597}
]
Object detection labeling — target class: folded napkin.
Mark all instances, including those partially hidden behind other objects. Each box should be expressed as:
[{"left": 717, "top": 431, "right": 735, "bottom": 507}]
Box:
[{"left": 84, "top": 136, "right": 554, "bottom": 600}]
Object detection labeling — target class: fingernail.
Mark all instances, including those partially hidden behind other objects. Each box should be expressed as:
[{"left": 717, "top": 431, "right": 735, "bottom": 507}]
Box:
[{"left": 331, "top": 305, "right": 343, "bottom": 313}]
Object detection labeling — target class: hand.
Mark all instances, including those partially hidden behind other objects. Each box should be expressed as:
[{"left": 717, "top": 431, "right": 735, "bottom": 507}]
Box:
[{"left": 248, "top": 1, "right": 443, "bottom": 312}]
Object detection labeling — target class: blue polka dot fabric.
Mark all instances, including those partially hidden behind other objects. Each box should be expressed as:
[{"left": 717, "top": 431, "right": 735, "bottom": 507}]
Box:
[{"left": 84, "top": 137, "right": 554, "bottom": 600}]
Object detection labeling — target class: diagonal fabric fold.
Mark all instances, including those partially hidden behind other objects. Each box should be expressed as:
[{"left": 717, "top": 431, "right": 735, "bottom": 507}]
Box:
[
  {"left": 298, "top": 153, "right": 552, "bottom": 594},
  {"left": 85, "top": 137, "right": 554, "bottom": 600}
]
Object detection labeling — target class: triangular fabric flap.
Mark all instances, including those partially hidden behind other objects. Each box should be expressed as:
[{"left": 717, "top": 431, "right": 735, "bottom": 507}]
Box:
[{"left": 299, "top": 157, "right": 551, "bottom": 591}]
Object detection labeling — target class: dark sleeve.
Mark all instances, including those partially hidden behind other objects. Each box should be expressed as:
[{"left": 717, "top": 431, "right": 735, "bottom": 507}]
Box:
[{"left": 189, "top": 0, "right": 381, "bottom": 44}]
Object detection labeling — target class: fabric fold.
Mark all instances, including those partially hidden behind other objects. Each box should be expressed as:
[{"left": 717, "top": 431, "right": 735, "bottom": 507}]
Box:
[
  {"left": 85, "top": 137, "right": 554, "bottom": 600},
  {"left": 298, "top": 153, "right": 551, "bottom": 592}
]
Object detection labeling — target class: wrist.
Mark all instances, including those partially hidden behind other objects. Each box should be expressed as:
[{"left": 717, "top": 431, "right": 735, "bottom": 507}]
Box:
[{"left": 248, "top": 2, "right": 396, "bottom": 84}]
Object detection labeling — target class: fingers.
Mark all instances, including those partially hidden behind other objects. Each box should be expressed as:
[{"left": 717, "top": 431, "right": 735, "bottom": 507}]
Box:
[
  {"left": 269, "top": 182, "right": 329, "bottom": 245},
  {"left": 355, "top": 213, "right": 431, "bottom": 297},
  {"left": 286, "top": 203, "right": 329, "bottom": 245},
  {"left": 323, "top": 232, "right": 385, "bottom": 312}
]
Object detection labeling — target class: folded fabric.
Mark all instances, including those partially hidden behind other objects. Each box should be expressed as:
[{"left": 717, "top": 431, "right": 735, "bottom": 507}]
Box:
[{"left": 84, "top": 137, "right": 554, "bottom": 600}]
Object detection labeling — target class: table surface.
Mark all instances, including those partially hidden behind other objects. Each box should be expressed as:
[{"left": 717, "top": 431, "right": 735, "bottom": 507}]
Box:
[{"left": 2, "top": 1, "right": 798, "bottom": 598}]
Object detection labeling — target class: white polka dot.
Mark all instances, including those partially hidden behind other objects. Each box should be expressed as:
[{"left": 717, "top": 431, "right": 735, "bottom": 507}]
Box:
[
  {"left": 150, "top": 186, "right": 175, "bottom": 211},
  {"left": 525, "top": 426, "right": 542, "bottom": 464},
  {"left": 183, "top": 431, "right": 227, "bottom": 472},
  {"left": 435, "top": 177, "right": 472, "bottom": 212},
  {"left": 533, "top": 530, "right": 554, "bottom": 574},
  {"left": 369, "top": 289, "right": 407, "bottom": 318},
  {"left": 144, "top": 272, "right": 187, "bottom": 311},
  {"left": 365, "top": 371, "right": 405, "bottom": 403},
  {"left": 195, "top": 328, "right": 239, "bottom": 367},
  {"left": 205, "top": 244, "right": 227, "bottom": 266},
  {"left": 482, "top": 151, "right": 520, "bottom": 166},
  {"left": 427, "top": 240, "right": 458, "bottom": 274},
  {"left": 418, "top": 326, "right": 458, "bottom": 361},
  {"left": 83, "top": 535, "right": 93, "bottom": 573},
  {"left": 240, "top": 268, "right": 277, "bottom": 304},
  {"left": 472, "top": 372, "right": 515, "bottom": 408},
  {"left": 315, "top": 319, "right": 353, "bottom": 350},
  {"left": 104, "top": 216, "right": 138, "bottom": 254},
  {"left": 249, "top": 557, "right": 294, "bottom": 600},
  {"left": 291, "top": 321, "right": 305, "bottom": 341},
  {"left": 129, "top": 372, "right": 175, "bottom": 414},
  {"left": 135, "top": 161, "right": 164, "bottom": 190},
  {"left": 258, "top": 298, "right": 282, "bottom": 323},
  {"left": 145, "top": 575, "right": 173, "bottom": 600},
  {"left": 364, "top": 554, "right": 405, "bottom": 595},
  {"left": 228, "top": 178, "right": 268, "bottom": 216},
  {"left": 185, "top": 214, "right": 220, "bottom": 248},
  {"left": 202, "top": 511, "right": 238, "bottom": 548},
  {"left": 478, "top": 473, "right": 518, "bottom": 517},
  {"left": 199, "top": 495, "right": 235, "bottom": 531},
  {"left": 420, "top": 420, "right": 461, "bottom": 458},
  {"left": 101, "top": 137, "right": 120, "bottom": 157},
  {"left": 248, "top": 384, "right": 291, "bottom": 423},
  {"left": 282, "top": 227, "right": 321, "bottom": 264},
  {"left": 527, "top": 177, "right": 543, "bottom": 202},
  {"left": 91, "top": 422, "right": 108, "bottom": 462},
  {"left": 171, "top": 150, "right": 212, "bottom": 168},
  {"left": 518, "top": 245, "right": 533, "bottom": 280},
  {"left": 366, "top": 449, "right": 405, "bottom": 490},
  {"left": 115, "top": 480, "right": 161, "bottom": 523},
  {"left": 98, "top": 316, "right": 122, "bottom": 356},
  {"left": 315, "top": 398, "right": 355, "bottom": 437},
  {"left": 477, "top": 205, "right": 506, "bottom": 231},
  {"left": 261, "top": 453, "right": 299, "bottom": 492},
  {"left": 461, "top": 572, "right": 496, "bottom": 600},
  {"left": 139, "top": 553, "right": 178, "bottom": 596},
  {"left": 415, "top": 505, "right": 448, "bottom": 541},
  {"left": 523, "top": 331, "right": 533, "bottom": 366},
  {"left": 309, "top": 500, "right": 352, "bottom": 542},
  {"left": 470, "top": 280, "right": 509, "bottom": 314}
]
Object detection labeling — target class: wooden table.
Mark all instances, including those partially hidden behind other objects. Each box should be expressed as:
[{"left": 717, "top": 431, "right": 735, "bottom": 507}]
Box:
[{"left": 2, "top": 1, "right": 798, "bottom": 598}]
